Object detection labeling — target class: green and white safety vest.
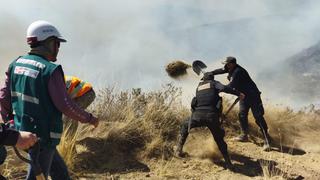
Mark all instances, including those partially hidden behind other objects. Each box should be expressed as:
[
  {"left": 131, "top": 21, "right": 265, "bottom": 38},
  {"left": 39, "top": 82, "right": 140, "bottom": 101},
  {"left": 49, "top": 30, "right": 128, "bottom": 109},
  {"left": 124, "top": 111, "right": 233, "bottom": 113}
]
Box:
[{"left": 9, "top": 54, "right": 63, "bottom": 148}]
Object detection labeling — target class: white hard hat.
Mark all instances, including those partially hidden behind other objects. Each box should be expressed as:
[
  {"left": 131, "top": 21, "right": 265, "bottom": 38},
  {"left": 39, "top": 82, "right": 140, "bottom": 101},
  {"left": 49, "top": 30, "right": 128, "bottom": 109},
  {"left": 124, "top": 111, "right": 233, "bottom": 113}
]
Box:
[{"left": 27, "top": 20, "right": 66, "bottom": 45}]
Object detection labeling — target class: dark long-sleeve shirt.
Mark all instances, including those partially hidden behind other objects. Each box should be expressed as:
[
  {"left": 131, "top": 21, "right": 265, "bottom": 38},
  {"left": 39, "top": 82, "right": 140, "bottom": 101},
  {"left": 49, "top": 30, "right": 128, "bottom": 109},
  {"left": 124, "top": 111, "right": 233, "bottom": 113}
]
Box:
[
  {"left": 0, "top": 66, "right": 93, "bottom": 123},
  {"left": 0, "top": 123, "right": 19, "bottom": 146},
  {"left": 213, "top": 80, "right": 241, "bottom": 96},
  {"left": 211, "top": 65, "right": 260, "bottom": 96},
  {"left": 0, "top": 69, "right": 13, "bottom": 121}
]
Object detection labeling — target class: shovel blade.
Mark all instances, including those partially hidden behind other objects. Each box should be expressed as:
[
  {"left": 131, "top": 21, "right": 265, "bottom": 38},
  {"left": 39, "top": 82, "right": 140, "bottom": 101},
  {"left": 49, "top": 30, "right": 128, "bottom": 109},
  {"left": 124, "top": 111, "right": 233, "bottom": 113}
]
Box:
[{"left": 192, "top": 60, "right": 207, "bottom": 75}]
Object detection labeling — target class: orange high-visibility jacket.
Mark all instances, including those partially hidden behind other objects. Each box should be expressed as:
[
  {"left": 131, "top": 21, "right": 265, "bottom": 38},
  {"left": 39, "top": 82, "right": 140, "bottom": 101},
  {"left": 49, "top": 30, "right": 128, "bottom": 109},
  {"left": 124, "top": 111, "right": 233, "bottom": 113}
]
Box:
[{"left": 65, "top": 76, "right": 92, "bottom": 98}]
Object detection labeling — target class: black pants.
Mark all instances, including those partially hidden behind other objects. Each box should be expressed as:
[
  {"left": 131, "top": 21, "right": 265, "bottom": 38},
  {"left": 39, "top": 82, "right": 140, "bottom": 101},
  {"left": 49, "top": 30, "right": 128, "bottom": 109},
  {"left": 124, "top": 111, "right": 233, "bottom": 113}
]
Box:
[
  {"left": 179, "top": 111, "right": 228, "bottom": 156},
  {"left": 238, "top": 93, "right": 268, "bottom": 134}
]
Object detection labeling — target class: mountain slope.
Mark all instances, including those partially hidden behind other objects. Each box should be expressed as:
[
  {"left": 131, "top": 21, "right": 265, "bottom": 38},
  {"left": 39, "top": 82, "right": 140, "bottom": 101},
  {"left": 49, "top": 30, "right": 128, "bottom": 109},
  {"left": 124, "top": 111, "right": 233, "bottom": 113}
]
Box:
[{"left": 259, "top": 41, "right": 320, "bottom": 103}]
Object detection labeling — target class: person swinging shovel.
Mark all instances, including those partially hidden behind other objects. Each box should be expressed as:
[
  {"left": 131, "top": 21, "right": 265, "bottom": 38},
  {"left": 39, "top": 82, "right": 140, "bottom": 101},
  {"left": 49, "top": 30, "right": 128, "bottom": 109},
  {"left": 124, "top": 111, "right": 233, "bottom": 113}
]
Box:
[
  {"left": 175, "top": 60, "right": 245, "bottom": 170},
  {"left": 190, "top": 60, "right": 241, "bottom": 131}
]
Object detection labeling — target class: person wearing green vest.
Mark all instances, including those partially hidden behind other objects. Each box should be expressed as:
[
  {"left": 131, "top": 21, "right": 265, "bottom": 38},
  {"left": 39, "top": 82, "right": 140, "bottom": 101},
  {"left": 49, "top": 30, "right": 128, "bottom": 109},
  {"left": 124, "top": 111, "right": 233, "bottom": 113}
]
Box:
[{"left": 0, "top": 20, "right": 99, "bottom": 180}]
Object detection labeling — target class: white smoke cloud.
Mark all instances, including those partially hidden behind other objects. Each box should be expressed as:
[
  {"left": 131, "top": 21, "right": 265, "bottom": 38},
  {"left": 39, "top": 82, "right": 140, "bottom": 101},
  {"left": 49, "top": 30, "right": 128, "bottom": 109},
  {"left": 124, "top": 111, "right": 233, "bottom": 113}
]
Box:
[{"left": 1, "top": 0, "right": 320, "bottom": 106}]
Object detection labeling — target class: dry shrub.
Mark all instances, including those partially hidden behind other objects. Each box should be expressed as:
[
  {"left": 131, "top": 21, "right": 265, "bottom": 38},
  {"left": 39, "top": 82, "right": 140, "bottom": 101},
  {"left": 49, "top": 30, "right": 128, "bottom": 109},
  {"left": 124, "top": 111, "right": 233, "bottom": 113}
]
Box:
[
  {"left": 58, "top": 122, "right": 90, "bottom": 171},
  {"left": 259, "top": 159, "right": 285, "bottom": 180},
  {"left": 61, "top": 91, "right": 320, "bottom": 175},
  {"left": 103, "top": 84, "right": 189, "bottom": 159},
  {"left": 263, "top": 104, "right": 320, "bottom": 152},
  {"left": 61, "top": 84, "right": 190, "bottom": 174},
  {"left": 221, "top": 97, "right": 320, "bottom": 153}
]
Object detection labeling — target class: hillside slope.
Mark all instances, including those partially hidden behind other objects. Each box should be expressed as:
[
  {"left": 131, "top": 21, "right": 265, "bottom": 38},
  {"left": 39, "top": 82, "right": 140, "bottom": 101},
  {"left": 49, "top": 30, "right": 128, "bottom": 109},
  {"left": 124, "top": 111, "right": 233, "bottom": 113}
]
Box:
[
  {"left": 79, "top": 132, "right": 320, "bottom": 180},
  {"left": 2, "top": 86, "right": 320, "bottom": 179},
  {"left": 259, "top": 41, "right": 320, "bottom": 103}
]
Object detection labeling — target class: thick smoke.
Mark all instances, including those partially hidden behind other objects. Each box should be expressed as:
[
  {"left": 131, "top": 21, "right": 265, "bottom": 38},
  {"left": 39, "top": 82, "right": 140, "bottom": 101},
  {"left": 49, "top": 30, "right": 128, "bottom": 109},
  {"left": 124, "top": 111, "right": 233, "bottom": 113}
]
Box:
[{"left": 1, "top": 0, "right": 320, "bottom": 106}]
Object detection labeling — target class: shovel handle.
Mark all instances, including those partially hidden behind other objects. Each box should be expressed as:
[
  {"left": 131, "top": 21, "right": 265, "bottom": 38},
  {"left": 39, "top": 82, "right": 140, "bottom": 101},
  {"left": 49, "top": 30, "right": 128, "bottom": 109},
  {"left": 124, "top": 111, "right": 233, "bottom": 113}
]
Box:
[
  {"left": 224, "top": 97, "right": 240, "bottom": 116},
  {"left": 221, "top": 98, "right": 240, "bottom": 124}
]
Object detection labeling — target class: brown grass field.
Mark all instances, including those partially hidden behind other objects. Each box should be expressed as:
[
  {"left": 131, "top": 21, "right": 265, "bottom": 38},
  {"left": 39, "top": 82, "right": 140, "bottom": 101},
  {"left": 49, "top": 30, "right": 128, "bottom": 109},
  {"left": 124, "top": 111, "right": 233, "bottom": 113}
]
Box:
[{"left": 1, "top": 84, "right": 320, "bottom": 179}]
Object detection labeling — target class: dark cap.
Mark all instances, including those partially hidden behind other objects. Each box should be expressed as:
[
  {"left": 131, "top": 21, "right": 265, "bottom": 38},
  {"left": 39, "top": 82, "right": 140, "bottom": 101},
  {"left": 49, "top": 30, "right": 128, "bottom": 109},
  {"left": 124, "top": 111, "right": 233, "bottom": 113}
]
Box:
[{"left": 222, "top": 56, "right": 237, "bottom": 64}]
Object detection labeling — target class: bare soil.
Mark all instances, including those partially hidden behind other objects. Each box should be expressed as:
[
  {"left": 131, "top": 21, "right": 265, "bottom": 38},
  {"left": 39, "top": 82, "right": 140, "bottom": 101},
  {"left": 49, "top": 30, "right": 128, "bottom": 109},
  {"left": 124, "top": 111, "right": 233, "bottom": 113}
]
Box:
[{"left": 77, "top": 130, "right": 320, "bottom": 180}]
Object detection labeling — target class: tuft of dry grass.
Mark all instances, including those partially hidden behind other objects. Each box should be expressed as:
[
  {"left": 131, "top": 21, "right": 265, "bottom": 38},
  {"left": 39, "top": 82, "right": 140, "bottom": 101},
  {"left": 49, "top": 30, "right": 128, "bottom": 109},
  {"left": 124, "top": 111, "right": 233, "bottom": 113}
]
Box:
[
  {"left": 259, "top": 159, "right": 285, "bottom": 179},
  {"left": 60, "top": 84, "right": 190, "bottom": 175}
]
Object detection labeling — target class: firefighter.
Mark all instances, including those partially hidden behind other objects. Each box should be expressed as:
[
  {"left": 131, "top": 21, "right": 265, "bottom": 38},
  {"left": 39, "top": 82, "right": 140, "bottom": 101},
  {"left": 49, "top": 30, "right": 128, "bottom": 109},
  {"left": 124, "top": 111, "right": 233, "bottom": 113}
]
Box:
[
  {"left": 175, "top": 72, "right": 245, "bottom": 169},
  {"left": 211, "top": 56, "right": 272, "bottom": 151}
]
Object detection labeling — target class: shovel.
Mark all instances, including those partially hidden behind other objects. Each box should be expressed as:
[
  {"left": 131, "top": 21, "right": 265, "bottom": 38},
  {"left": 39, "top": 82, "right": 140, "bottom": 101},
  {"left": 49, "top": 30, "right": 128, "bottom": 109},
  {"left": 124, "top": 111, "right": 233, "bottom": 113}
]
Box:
[
  {"left": 192, "top": 60, "right": 207, "bottom": 75},
  {"left": 188, "top": 60, "right": 208, "bottom": 132}
]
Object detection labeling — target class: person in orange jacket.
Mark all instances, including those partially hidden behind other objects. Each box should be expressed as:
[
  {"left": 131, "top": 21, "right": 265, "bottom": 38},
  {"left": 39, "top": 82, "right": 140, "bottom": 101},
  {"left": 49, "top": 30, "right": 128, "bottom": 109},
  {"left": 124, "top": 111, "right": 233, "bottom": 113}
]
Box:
[
  {"left": 64, "top": 76, "right": 96, "bottom": 109},
  {"left": 63, "top": 76, "right": 96, "bottom": 137}
]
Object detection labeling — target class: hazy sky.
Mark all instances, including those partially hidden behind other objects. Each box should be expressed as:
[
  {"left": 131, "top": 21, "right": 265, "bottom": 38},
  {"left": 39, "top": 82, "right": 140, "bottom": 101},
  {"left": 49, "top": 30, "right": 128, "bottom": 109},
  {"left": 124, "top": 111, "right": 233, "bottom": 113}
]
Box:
[{"left": 1, "top": 0, "right": 320, "bottom": 105}]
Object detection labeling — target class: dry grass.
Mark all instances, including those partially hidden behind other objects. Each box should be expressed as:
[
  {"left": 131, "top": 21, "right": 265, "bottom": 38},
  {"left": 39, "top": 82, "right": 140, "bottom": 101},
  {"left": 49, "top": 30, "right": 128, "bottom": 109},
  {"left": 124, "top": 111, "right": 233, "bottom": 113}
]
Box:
[
  {"left": 1, "top": 85, "right": 320, "bottom": 179},
  {"left": 64, "top": 84, "right": 190, "bottom": 175},
  {"left": 0, "top": 148, "right": 27, "bottom": 179},
  {"left": 260, "top": 159, "right": 285, "bottom": 180}
]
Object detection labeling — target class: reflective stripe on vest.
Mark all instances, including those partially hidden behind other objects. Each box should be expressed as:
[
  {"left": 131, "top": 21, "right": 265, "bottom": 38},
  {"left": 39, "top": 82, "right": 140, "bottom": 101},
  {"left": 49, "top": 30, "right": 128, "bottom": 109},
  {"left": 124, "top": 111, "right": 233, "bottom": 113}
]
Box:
[
  {"left": 11, "top": 91, "right": 39, "bottom": 104},
  {"left": 16, "top": 58, "right": 46, "bottom": 69},
  {"left": 14, "top": 66, "right": 39, "bottom": 79}
]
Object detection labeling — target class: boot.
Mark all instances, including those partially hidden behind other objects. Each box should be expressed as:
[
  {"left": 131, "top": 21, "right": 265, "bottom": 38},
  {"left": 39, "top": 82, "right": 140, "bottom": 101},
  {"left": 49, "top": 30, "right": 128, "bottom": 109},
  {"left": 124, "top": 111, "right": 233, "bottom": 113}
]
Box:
[
  {"left": 262, "top": 141, "right": 271, "bottom": 151},
  {"left": 262, "top": 133, "right": 272, "bottom": 151},
  {"left": 233, "top": 133, "right": 248, "bottom": 142},
  {"left": 223, "top": 154, "right": 234, "bottom": 170},
  {"left": 175, "top": 135, "right": 185, "bottom": 157},
  {"left": 175, "top": 143, "right": 184, "bottom": 157}
]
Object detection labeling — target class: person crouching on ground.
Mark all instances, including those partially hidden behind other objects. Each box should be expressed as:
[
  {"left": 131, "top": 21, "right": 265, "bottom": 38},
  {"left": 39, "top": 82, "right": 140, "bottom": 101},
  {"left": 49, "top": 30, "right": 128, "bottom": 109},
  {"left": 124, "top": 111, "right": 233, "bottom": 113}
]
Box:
[{"left": 175, "top": 72, "right": 245, "bottom": 169}]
